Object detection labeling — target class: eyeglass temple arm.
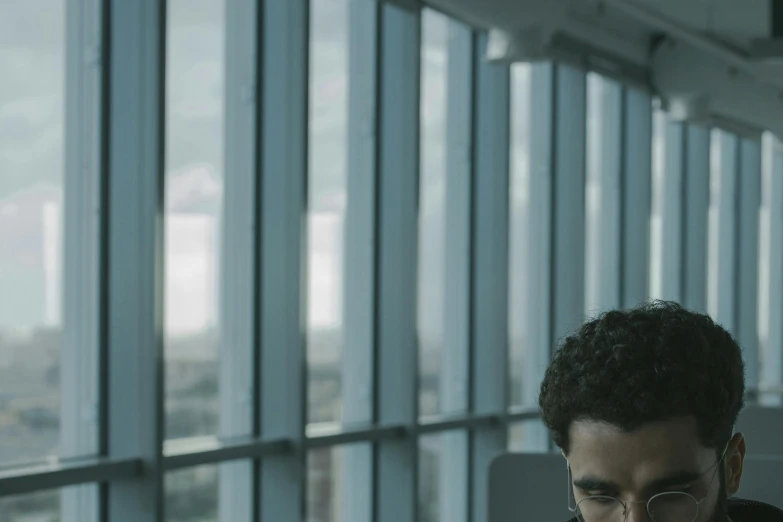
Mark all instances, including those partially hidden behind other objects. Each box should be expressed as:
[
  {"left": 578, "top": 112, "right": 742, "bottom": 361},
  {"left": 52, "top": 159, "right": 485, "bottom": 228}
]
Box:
[{"left": 567, "top": 462, "right": 576, "bottom": 512}]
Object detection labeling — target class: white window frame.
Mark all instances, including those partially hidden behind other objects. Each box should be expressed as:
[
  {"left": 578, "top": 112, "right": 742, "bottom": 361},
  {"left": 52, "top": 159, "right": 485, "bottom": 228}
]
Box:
[{"left": 61, "top": 0, "right": 104, "bottom": 519}]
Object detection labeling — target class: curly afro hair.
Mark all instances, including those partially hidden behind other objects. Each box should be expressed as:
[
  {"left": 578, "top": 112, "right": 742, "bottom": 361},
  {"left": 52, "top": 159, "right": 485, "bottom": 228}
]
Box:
[{"left": 539, "top": 300, "right": 746, "bottom": 455}]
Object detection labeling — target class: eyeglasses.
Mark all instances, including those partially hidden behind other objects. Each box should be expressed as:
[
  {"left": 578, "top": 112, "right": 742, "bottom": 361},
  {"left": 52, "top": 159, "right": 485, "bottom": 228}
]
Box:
[
  {"left": 574, "top": 491, "right": 706, "bottom": 522},
  {"left": 567, "top": 441, "right": 730, "bottom": 522}
]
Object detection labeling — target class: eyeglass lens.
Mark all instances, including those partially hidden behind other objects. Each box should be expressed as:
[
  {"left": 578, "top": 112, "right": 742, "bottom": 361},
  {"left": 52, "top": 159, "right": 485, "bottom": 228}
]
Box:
[{"left": 576, "top": 493, "right": 699, "bottom": 522}]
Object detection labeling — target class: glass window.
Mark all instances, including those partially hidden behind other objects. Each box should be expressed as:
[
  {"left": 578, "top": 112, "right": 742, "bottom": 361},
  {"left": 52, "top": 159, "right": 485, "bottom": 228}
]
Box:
[
  {"left": 419, "top": 433, "right": 441, "bottom": 522},
  {"left": 508, "top": 420, "right": 548, "bottom": 453},
  {"left": 0, "top": 489, "right": 59, "bottom": 522},
  {"left": 584, "top": 73, "right": 622, "bottom": 315},
  {"left": 507, "top": 63, "right": 532, "bottom": 408},
  {"left": 418, "top": 431, "right": 468, "bottom": 522},
  {"left": 706, "top": 129, "right": 738, "bottom": 330},
  {"left": 166, "top": 466, "right": 219, "bottom": 522},
  {"left": 164, "top": 0, "right": 225, "bottom": 440},
  {"left": 648, "top": 108, "right": 668, "bottom": 300},
  {"left": 758, "top": 132, "right": 783, "bottom": 406},
  {"left": 0, "top": 485, "right": 97, "bottom": 522},
  {"left": 0, "top": 0, "right": 72, "bottom": 466},
  {"left": 758, "top": 133, "right": 773, "bottom": 402},
  {"left": 307, "top": 443, "right": 371, "bottom": 522},
  {"left": 585, "top": 73, "right": 602, "bottom": 315},
  {"left": 307, "top": 0, "right": 350, "bottom": 427},
  {"left": 417, "top": 8, "right": 449, "bottom": 419}
]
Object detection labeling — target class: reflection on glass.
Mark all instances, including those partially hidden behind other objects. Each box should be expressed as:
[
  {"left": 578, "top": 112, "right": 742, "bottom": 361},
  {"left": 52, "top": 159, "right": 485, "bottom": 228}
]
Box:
[
  {"left": 648, "top": 108, "right": 667, "bottom": 300},
  {"left": 418, "top": 431, "right": 468, "bottom": 522},
  {"left": 584, "top": 73, "right": 603, "bottom": 316},
  {"left": 307, "top": 0, "right": 349, "bottom": 426},
  {"left": 307, "top": 443, "right": 371, "bottom": 522},
  {"left": 0, "top": 489, "right": 60, "bottom": 522},
  {"left": 164, "top": 0, "right": 225, "bottom": 440},
  {"left": 0, "top": 0, "right": 66, "bottom": 466},
  {"left": 758, "top": 133, "right": 775, "bottom": 405},
  {"left": 507, "top": 63, "right": 531, "bottom": 407},
  {"left": 417, "top": 8, "right": 449, "bottom": 419},
  {"left": 706, "top": 129, "right": 736, "bottom": 327},
  {"left": 584, "top": 72, "right": 622, "bottom": 315},
  {"left": 166, "top": 466, "right": 219, "bottom": 522}
]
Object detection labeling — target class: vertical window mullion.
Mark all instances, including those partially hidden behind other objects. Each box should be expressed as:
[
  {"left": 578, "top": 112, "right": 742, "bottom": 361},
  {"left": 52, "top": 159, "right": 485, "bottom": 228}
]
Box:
[
  {"left": 470, "top": 32, "right": 510, "bottom": 522},
  {"left": 737, "top": 138, "right": 762, "bottom": 391},
  {"left": 650, "top": 113, "right": 684, "bottom": 301},
  {"left": 62, "top": 0, "right": 103, "bottom": 520},
  {"left": 584, "top": 74, "right": 622, "bottom": 315},
  {"left": 707, "top": 130, "right": 739, "bottom": 331},
  {"left": 218, "top": 0, "right": 259, "bottom": 520},
  {"left": 620, "top": 88, "right": 652, "bottom": 309},
  {"left": 437, "top": 18, "right": 473, "bottom": 522},
  {"left": 550, "top": 64, "right": 587, "bottom": 381},
  {"left": 520, "top": 63, "right": 554, "bottom": 451},
  {"left": 681, "top": 125, "right": 710, "bottom": 312},
  {"left": 440, "top": 21, "right": 472, "bottom": 419},
  {"left": 258, "top": 0, "right": 308, "bottom": 521},
  {"left": 375, "top": 4, "right": 420, "bottom": 522},
  {"left": 340, "top": 0, "right": 379, "bottom": 521},
  {"left": 105, "top": 1, "right": 166, "bottom": 521},
  {"left": 759, "top": 134, "right": 783, "bottom": 406}
]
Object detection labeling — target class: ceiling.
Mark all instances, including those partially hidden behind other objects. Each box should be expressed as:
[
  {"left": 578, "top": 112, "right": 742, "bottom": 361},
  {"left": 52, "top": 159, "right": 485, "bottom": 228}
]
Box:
[
  {"left": 427, "top": 0, "right": 772, "bottom": 49},
  {"left": 421, "top": 0, "right": 783, "bottom": 137}
]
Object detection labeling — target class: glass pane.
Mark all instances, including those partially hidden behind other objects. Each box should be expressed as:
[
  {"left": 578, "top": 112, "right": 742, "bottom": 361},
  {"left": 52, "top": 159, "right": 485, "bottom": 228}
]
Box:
[
  {"left": 419, "top": 431, "right": 468, "bottom": 522},
  {"left": 307, "top": 0, "right": 349, "bottom": 426},
  {"left": 648, "top": 108, "right": 667, "bottom": 300},
  {"left": 307, "top": 443, "right": 371, "bottom": 522},
  {"left": 508, "top": 63, "right": 532, "bottom": 408},
  {"left": 584, "top": 73, "right": 622, "bottom": 315},
  {"left": 417, "top": 8, "right": 449, "bottom": 419},
  {"left": 0, "top": 0, "right": 86, "bottom": 466},
  {"left": 585, "top": 73, "right": 601, "bottom": 316},
  {"left": 1, "top": 490, "right": 58, "bottom": 522},
  {"left": 166, "top": 465, "right": 219, "bottom": 522},
  {"left": 0, "top": 485, "right": 97, "bottom": 522},
  {"left": 508, "top": 420, "right": 549, "bottom": 452},
  {"left": 758, "top": 133, "right": 779, "bottom": 406},
  {"left": 706, "top": 129, "right": 738, "bottom": 329},
  {"left": 164, "top": 0, "right": 225, "bottom": 440}
]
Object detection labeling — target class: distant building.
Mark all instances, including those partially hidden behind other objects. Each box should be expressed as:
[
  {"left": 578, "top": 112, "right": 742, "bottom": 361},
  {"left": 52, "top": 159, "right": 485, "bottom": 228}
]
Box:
[{"left": 0, "top": 183, "right": 62, "bottom": 333}]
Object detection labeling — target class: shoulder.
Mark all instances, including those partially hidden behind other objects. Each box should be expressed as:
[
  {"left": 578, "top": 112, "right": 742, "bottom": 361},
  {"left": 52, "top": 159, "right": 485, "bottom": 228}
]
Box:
[{"left": 729, "top": 498, "right": 783, "bottom": 522}]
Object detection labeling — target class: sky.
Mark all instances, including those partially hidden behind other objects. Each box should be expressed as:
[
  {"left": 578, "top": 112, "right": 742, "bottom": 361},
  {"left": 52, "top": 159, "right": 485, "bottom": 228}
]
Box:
[{"left": 0, "top": 0, "right": 65, "bottom": 199}]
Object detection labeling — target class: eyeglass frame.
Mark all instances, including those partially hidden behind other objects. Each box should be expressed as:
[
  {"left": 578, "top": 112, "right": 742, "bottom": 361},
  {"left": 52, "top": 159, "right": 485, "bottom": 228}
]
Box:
[{"left": 565, "top": 439, "right": 732, "bottom": 522}]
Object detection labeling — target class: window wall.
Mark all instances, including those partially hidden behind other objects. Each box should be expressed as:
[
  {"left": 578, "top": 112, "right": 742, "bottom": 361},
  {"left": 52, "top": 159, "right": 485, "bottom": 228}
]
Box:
[
  {"left": 0, "top": 0, "right": 81, "bottom": 467},
  {"left": 2, "top": 1, "right": 783, "bottom": 521},
  {"left": 1, "top": 0, "right": 101, "bottom": 520}
]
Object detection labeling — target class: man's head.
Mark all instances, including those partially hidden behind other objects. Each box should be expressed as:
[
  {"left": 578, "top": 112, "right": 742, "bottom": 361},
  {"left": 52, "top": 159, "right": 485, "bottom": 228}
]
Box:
[{"left": 539, "top": 301, "right": 747, "bottom": 522}]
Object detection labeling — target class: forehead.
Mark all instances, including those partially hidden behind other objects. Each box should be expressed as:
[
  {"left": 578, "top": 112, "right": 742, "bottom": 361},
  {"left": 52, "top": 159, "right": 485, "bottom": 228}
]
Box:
[{"left": 567, "top": 417, "right": 715, "bottom": 491}]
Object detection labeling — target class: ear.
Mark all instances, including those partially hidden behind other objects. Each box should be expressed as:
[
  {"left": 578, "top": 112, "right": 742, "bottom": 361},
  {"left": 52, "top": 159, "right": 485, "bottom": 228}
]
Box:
[{"left": 724, "top": 433, "right": 746, "bottom": 497}]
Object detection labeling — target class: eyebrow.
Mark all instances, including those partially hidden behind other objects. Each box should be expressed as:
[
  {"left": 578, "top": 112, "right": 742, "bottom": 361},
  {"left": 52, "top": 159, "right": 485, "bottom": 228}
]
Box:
[
  {"left": 646, "top": 471, "right": 703, "bottom": 490},
  {"left": 573, "top": 476, "right": 618, "bottom": 493},
  {"left": 573, "top": 471, "right": 704, "bottom": 494}
]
